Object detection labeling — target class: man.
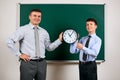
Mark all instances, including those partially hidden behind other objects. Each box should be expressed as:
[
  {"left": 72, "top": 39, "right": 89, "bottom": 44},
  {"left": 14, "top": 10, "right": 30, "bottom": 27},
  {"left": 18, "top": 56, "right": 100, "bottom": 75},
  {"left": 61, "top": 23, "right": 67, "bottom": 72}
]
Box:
[
  {"left": 7, "top": 9, "right": 63, "bottom": 80},
  {"left": 70, "top": 18, "right": 102, "bottom": 80}
]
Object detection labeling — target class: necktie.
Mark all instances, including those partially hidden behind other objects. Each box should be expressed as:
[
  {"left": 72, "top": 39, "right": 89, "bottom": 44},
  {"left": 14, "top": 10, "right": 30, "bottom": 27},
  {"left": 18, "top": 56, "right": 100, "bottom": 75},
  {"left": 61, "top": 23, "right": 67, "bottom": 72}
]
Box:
[
  {"left": 34, "top": 27, "right": 40, "bottom": 58},
  {"left": 83, "top": 36, "right": 91, "bottom": 61}
]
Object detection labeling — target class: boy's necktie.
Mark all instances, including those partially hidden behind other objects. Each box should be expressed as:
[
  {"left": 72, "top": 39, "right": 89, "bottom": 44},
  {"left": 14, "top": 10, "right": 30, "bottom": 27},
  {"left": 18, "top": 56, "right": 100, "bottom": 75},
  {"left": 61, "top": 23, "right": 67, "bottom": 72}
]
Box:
[{"left": 83, "top": 36, "right": 91, "bottom": 61}]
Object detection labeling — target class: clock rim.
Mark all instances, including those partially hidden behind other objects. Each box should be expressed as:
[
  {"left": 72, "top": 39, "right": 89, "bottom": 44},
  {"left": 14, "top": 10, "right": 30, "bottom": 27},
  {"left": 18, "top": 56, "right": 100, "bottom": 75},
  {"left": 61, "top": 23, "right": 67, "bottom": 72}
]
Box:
[{"left": 62, "top": 29, "right": 78, "bottom": 44}]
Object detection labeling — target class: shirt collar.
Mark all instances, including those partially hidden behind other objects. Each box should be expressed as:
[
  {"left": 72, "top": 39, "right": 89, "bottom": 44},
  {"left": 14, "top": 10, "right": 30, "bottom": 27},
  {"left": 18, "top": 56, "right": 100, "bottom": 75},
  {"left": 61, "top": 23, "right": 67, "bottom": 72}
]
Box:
[
  {"left": 29, "top": 23, "right": 40, "bottom": 30},
  {"left": 88, "top": 33, "right": 96, "bottom": 38}
]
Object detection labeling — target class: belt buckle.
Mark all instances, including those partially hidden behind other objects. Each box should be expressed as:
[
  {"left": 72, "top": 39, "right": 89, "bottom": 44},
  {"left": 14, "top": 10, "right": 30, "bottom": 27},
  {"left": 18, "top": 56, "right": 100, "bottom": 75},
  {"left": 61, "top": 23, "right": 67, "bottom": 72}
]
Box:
[
  {"left": 34, "top": 57, "right": 42, "bottom": 61},
  {"left": 38, "top": 58, "right": 44, "bottom": 61}
]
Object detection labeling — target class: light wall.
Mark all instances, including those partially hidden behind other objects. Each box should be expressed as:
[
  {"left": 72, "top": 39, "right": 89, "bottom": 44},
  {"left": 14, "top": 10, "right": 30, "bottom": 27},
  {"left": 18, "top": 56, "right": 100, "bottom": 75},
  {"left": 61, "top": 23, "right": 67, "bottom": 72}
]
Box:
[{"left": 0, "top": 0, "right": 120, "bottom": 80}]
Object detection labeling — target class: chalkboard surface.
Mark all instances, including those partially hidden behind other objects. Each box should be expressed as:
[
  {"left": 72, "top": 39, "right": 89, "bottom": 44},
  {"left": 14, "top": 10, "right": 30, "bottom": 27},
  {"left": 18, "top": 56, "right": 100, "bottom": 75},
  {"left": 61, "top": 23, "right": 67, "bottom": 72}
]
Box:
[{"left": 20, "top": 4, "right": 104, "bottom": 61}]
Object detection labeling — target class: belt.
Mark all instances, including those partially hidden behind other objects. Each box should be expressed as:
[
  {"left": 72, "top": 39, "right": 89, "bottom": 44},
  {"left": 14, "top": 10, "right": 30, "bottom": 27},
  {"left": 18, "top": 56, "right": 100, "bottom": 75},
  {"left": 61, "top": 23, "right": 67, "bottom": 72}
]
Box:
[
  {"left": 30, "top": 58, "right": 45, "bottom": 62},
  {"left": 80, "top": 61, "right": 95, "bottom": 64},
  {"left": 20, "top": 58, "right": 45, "bottom": 62}
]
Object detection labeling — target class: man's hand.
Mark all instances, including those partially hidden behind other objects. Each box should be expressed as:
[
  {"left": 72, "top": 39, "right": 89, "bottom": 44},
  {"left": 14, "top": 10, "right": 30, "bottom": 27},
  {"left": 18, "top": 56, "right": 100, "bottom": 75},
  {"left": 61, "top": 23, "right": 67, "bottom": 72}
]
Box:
[
  {"left": 58, "top": 32, "right": 63, "bottom": 42},
  {"left": 76, "top": 43, "right": 83, "bottom": 49},
  {"left": 20, "top": 53, "right": 30, "bottom": 62}
]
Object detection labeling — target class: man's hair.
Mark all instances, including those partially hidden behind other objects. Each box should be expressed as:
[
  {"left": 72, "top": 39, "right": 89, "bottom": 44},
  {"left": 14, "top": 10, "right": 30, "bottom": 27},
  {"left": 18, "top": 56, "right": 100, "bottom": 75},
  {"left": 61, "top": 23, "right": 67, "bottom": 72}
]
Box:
[
  {"left": 86, "top": 18, "right": 97, "bottom": 25},
  {"left": 29, "top": 9, "right": 42, "bottom": 15}
]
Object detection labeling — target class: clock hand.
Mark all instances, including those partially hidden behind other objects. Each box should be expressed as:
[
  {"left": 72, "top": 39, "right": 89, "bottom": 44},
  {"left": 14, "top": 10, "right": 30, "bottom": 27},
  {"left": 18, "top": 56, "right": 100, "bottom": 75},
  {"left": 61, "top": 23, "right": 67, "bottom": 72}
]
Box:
[
  {"left": 70, "top": 30, "right": 74, "bottom": 36},
  {"left": 68, "top": 33, "right": 71, "bottom": 37}
]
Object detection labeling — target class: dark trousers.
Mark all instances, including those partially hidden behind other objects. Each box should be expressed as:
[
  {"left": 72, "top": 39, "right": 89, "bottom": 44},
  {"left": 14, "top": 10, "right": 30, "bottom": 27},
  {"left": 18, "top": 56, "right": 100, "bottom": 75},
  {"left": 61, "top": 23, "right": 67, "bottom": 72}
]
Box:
[
  {"left": 20, "top": 59, "right": 47, "bottom": 80},
  {"left": 79, "top": 61, "right": 97, "bottom": 80}
]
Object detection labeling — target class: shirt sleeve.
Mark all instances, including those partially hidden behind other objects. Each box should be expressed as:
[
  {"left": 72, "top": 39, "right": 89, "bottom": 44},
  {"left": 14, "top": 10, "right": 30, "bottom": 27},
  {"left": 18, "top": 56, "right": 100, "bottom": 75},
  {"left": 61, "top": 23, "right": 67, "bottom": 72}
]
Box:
[
  {"left": 70, "top": 40, "right": 79, "bottom": 54},
  {"left": 6, "top": 27, "right": 24, "bottom": 57},
  {"left": 44, "top": 32, "right": 62, "bottom": 51}
]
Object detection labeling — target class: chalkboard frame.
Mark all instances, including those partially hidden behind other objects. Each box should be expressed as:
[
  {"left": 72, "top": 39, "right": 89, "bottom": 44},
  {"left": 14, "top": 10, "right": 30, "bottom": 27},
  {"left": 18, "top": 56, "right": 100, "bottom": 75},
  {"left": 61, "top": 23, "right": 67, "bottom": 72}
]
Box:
[{"left": 19, "top": 4, "right": 105, "bottom": 62}]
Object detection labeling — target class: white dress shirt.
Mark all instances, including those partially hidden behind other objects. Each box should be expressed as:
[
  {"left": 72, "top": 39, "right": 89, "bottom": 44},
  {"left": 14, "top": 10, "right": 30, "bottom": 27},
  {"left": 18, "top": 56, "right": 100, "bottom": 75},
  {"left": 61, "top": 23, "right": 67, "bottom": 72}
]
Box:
[
  {"left": 7, "top": 23, "right": 62, "bottom": 59},
  {"left": 70, "top": 34, "right": 102, "bottom": 62}
]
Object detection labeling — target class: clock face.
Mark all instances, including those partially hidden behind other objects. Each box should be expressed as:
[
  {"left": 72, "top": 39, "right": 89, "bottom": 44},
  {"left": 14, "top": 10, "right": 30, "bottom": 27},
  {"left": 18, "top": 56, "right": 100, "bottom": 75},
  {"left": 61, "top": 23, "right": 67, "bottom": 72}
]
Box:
[{"left": 63, "top": 29, "right": 78, "bottom": 44}]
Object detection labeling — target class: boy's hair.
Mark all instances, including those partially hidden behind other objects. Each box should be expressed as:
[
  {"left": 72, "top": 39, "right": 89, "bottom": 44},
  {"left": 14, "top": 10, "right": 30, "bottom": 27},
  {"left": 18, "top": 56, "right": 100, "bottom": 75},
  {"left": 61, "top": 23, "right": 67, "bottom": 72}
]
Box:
[
  {"left": 29, "top": 9, "right": 42, "bottom": 15},
  {"left": 86, "top": 18, "right": 97, "bottom": 25}
]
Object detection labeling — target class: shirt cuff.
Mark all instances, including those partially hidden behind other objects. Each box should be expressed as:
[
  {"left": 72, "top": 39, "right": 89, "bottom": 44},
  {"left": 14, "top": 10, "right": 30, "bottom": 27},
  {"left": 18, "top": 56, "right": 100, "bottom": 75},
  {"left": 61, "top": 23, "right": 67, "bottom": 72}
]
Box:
[
  {"left": 56, "top": 39, "right": 62, "bottom": 45},
  {"left": 17, "top": 52, "right": 21, "bottom": 57},
  {"left": 83, "top": 46, "right": 87, "bottom": 51}
]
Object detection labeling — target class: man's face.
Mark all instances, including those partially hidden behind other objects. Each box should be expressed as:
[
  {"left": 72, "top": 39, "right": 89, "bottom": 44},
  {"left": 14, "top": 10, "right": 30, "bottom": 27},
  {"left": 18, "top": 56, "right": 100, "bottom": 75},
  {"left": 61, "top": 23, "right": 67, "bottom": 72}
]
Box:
[
  {"left": 86, "top": 21, "right": 97, "bottom": 33},
  {"left": 29, "top": 11, "right": 42, "bottom": 26}
]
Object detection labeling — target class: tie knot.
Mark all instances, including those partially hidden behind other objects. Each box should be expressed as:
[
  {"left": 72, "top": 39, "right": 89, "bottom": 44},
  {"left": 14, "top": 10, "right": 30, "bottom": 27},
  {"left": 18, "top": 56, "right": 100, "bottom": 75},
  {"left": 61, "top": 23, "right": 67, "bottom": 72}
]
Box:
[
  {"left": 33, "top": 27, "right": 38, "bottom": 30},
  {"left": 88, "top": 35, "right": 91, "bottom": 38}
]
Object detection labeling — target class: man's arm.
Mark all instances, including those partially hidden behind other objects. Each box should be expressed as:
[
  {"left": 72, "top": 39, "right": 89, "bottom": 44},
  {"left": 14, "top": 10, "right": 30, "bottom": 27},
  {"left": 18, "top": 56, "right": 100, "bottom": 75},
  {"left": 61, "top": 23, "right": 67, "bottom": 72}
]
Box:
[
  {"left": 6, "top": 27, "right": 24, "bottom": 57},
  {"left": 45, "top": 32, "right": 62, "bottom": 51}
]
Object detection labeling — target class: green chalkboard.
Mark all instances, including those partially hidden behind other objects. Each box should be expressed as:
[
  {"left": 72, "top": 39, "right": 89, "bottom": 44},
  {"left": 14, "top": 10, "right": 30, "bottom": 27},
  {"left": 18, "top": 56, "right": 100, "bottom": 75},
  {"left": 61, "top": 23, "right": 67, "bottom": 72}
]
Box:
[{"left": 20, "top": 4, "right": 104, "bottom": 61}]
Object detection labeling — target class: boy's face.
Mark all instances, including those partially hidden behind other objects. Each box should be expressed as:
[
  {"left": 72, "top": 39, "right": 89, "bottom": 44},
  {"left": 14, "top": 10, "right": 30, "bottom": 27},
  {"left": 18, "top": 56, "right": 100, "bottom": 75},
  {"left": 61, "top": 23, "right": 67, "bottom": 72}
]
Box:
[
  {"left": 86, "top": 21, "right": 97, "bottom": 34},
  {"left": 29, "top": 11, "right": 42, "bottom": 26}
]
